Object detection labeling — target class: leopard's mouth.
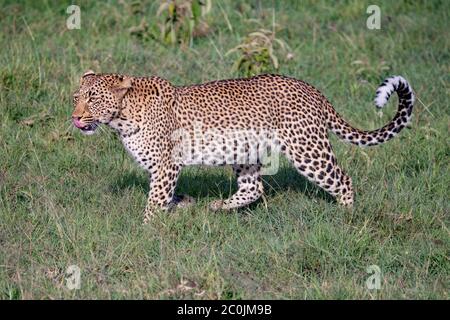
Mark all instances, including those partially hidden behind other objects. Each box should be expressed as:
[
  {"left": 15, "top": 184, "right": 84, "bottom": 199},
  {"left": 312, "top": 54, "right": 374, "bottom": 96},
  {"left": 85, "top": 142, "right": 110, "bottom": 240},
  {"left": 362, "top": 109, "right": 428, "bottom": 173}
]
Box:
[{"left": 73, "top": 118, "right": 99, "bottom": 135}]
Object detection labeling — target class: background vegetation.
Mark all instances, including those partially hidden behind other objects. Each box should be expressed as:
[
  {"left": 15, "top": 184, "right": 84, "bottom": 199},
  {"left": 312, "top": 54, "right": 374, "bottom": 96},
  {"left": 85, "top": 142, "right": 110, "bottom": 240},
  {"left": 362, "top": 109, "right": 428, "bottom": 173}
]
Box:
[{"left": 0, "top": 0, "right": 448, "bottom": 299}]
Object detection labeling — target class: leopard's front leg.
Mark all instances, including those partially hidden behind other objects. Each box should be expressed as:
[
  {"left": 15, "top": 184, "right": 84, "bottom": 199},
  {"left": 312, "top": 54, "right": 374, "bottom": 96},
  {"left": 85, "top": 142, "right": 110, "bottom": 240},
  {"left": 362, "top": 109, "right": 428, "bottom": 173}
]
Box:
[{"left": 143, "top": 157, "right": 182, "bottom": 224}]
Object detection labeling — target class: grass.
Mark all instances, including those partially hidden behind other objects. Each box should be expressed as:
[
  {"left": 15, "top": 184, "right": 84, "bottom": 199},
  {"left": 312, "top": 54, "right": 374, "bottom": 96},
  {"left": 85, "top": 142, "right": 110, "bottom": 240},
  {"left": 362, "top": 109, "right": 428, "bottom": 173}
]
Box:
[{"left": 0, "top": 0, "right": 449, "bottom": 299}]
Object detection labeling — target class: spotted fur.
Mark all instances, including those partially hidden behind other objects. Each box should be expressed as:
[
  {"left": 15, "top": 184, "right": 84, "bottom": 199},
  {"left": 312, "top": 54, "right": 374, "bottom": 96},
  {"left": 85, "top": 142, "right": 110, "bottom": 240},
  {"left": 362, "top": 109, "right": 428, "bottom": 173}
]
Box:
[{"left": 72, "top": 71, "right": 414, "bottom": 223}]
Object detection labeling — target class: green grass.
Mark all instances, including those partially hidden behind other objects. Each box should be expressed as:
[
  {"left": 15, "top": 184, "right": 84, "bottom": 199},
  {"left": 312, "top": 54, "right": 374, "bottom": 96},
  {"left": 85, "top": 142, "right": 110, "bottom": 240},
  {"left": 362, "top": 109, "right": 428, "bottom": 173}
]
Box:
[{"left": 0, "top": 0, "right": 449, "bottom": 299}]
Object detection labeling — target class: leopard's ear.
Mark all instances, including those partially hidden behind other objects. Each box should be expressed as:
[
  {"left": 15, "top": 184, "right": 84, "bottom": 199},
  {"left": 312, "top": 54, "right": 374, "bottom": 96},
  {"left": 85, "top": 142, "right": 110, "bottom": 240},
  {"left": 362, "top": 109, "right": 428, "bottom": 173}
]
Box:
[
  {"left": 79, "top": 70, "right": 95, "bottom": 85},
  {"left": 111, "top": 76, "right": 132, "bottom": 100},
  {"left": 83, "top": 70, "right": 95, "bottom": 77}
]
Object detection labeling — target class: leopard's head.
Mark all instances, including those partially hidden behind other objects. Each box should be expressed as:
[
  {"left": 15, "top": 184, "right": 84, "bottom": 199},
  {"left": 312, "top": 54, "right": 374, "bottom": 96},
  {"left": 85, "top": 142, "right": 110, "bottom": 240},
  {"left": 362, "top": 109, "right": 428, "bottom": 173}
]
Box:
[{"left": 72, "top": 70, "right": 132, "bottom": 135}]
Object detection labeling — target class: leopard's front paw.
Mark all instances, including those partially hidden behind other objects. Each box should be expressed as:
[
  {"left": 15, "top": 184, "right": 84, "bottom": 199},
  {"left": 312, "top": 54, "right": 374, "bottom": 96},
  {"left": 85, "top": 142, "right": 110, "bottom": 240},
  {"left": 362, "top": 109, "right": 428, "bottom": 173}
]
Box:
[
  {"left": 143, "top": 215, "right": 151, "bottom": 225},
  {"left": 143, "top": 207, "right": 155, "bottom": 225},
  {"left": 208, "top": 199, "right": 224, "bottom": 212}
]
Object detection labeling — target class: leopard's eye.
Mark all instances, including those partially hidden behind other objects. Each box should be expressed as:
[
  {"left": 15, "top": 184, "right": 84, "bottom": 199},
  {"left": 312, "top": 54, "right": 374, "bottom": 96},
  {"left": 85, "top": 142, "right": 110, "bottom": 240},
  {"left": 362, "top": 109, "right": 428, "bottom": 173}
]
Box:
[{"left": 88, "top": 97, "right": 100, "bottom": 104}]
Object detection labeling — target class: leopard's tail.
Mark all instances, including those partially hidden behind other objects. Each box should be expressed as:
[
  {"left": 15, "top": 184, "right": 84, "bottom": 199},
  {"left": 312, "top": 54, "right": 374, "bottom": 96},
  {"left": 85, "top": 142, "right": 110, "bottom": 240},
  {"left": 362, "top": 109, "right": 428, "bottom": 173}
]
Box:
[{"left": 325, "top": 76, "right": 414, "bottom": 146}]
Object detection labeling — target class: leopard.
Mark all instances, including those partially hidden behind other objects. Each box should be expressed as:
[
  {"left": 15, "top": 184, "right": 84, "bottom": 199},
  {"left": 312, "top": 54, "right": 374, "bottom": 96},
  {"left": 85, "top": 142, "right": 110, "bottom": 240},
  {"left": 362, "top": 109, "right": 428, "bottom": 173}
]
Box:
[{"left": 72, "top": 70, "right": 414, "bottom": 224}]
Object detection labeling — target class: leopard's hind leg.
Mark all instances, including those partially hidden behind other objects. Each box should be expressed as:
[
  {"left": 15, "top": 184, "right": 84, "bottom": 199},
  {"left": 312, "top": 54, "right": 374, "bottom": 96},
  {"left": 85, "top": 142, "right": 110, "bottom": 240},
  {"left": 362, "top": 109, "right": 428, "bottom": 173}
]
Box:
[
  {"left": 209, "top": 164, "right": 264, "bottom": 211},
  {"left": 281, "top": 132, "right": 354, "bottom": 207}
]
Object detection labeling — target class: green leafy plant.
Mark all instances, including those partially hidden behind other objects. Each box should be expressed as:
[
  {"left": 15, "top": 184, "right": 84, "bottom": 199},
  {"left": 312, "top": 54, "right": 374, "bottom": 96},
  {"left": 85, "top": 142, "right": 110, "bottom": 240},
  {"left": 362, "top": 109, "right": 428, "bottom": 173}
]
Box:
[
  {"left": 156, "top": 0, "right": 212, "bottom": 46},
  {"left": 227, "top": 28, "right": 293, "bottom": 77}
]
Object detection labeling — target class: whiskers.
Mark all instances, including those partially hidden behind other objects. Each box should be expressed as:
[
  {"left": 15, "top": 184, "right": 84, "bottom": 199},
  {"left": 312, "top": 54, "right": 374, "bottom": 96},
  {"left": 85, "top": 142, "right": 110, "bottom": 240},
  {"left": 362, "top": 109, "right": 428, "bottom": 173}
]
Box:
[
  {"left": 99, "top": 123, "right": 116, "bottom": 139},
  {"left": 64, "top": 117, "right": 117, "bottom": 138},
  {"left": 64, "top": 118, "right": 76, "bottom": 134}
]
